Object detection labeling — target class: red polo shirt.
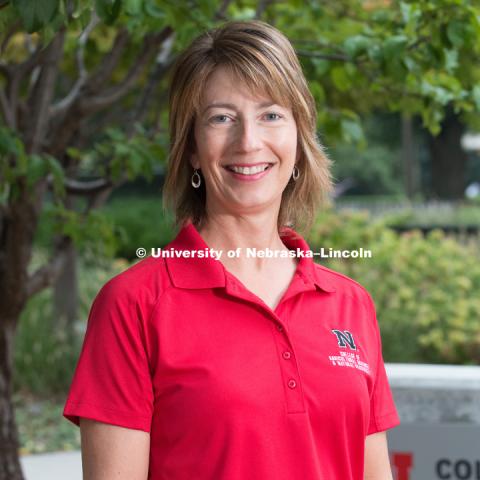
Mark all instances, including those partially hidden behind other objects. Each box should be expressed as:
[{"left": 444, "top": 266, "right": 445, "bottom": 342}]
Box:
[{"left": 63, "top": 220, "right": 400, "bottom": 480}]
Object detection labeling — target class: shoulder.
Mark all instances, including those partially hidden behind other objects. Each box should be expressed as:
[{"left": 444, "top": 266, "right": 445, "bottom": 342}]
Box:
[
  {"left": 313, "top": 262, "right": 375, "bottom": 313},
  {"left": 92, "top": 255, "right": 172, "bottom": 313}
]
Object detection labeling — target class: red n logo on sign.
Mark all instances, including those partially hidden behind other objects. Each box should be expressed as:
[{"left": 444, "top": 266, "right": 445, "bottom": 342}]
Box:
[{"left": 392, "top": 452, "right": 413, "bottom": 480}]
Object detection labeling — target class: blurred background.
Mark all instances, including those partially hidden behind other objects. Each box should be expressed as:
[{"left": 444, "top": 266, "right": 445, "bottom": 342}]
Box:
[{"left": 0, "top": 0, "right": 479, "bottom": 478}]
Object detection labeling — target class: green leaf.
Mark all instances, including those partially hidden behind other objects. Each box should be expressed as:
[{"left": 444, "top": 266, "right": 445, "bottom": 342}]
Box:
[
  {"left": 447, "top": 21, "right": 465, "bottom": 48},
  {"left": 26, "top": 154, "right": 47, "bottom": 189},
  {"left": 124, "top": 0, "right": 142, "bottom": 15},
  {"left": 341, "top": 118, "right": 364, "bottom": 144},
  {"left": 331, "top": 66, "right": 351, "bottom": 92},
  {"left": 310, "top": 82, "right": 325, "bottom": 103},
  {"left": 399, "top": 2, "right": 413, "bottom": 24},
  {"left": 66, "top": 147, "right": 82, "bottom": 160},
  {"left": 15, "top": 138, "right": 28, "bottom": 174},
  {"left": 367, "top": 43, "right": 383, "bottom": 63},
  {"left": 12, "top": 0, "right": 59, "bottom": 33},
  {"left": 94, "top": 0, "right": 122, "bottom": 25},
  {"left": 444, "top": 49, "right": 459, "bottom": 72},
  {"left": 45, "top": 155, "right": 66, "bottom": 197},
  {"left": 402, "top": 56, "right": 417, "bottom": 72},
  {"left": 420, "top": 80, "right": 454, "bottom": 105},
  {"left": 144, "top": 2, "right": 165, "bottom": 19},
  {"left": 400, "top": 2, "right": 421, "bottom": 28},
  {"left": 311, "top": 58, "right": 330, "bottom": 76},
  {"left": 472, "top": 85, "right": 480, "bottom": 111},
  {"left": 383, "top": 35, "right": 409, "bottom": 58},
  {"left": 0, "top": 127, "right": 22, "bottom": 156},
  {"left": 343, "top": 35, "right": 370, "bottom": 58}
]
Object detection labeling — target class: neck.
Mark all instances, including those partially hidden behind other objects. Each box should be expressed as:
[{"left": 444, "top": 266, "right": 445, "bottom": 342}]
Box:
[{"left": 196, "top": 214, "right": 295, "bottom": 273}]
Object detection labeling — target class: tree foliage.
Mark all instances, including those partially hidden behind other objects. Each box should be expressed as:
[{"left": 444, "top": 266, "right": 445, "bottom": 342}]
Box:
[
  {"left": 2, "top": 1, "right": 480, "bottom": 476},
  {"left": 0, "top": 0, "right": 479, "bottom": 309}
]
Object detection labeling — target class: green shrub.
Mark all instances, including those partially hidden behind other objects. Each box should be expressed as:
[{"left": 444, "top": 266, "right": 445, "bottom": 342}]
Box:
[
  {"left": 309, "top": 209, "right": 480, "bottom": 365},
  {"left": 13, "top": 287, "right": 83, "bottom": 395},
  {"left": 100, "top": 195, "right": 176, "bottom": 260},
  {"left": 13, "top": 250, "right": 131, "bottom": 395},
  {"left": 382, "top": 203, "right": 480, "bottom": 227},
  {"left": 34, "top": 195, "right": 176, "bottom": 261}
]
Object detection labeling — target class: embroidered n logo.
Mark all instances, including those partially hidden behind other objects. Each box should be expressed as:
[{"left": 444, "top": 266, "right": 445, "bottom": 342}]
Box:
[{"left": 331, "top": 329, "right": 357, "bottom": 350}]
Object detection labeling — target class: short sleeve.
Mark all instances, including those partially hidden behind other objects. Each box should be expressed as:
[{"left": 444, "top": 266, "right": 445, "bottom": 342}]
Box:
[
  {"left": 365, "top": 293, "right": 401, "bottom": 435},
  {"left": 63, "top": 277, "right": 154, "bottom": 432}
]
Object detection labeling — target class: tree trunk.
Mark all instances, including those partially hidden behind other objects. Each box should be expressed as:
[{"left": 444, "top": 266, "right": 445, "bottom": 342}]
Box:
[
  {"left": 0, "top": 319, "right": 25, "bottom": 480},
  {"left": 53, "top": 193, "right": 79, "bottom": 332},
  {"left": 427, "top": 104, "right": 468, "bottom": 199},
  {"left": 0, "top": 188, "right": 40, "bottom": 479},
  {"left": 401, "top": 113, "right": 417, "bottom": 199},
  {"left": 53, "top": 238, "right": 78, "bottom": 332}
]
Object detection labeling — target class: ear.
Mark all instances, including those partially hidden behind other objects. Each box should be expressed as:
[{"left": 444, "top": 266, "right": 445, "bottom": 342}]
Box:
[
  {"left": 190, "top": 153, "right": 200, "bottom": 170},
  {"left": 188, "top": 127, "right": 200, "bottom": 169}
]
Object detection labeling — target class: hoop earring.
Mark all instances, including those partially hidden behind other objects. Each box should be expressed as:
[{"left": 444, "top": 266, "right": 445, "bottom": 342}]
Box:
[
  {"left": 191, "top": 169, "right": 201, "bottom": 188},
  {"left": 292, "top": 165, "right": 300, "bottom": 181}
]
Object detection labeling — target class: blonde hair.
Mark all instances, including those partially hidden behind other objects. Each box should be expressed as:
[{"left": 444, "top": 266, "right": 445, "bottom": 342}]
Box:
[{"left": 162, "top": 19, "right": 334, "bottom": 236}]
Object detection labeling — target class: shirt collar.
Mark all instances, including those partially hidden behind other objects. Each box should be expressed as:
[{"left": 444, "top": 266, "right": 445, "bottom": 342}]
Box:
[
  {"left": 279, "top": 226, "right": 336, "bottom": 293},
  {"left": 164, "top": 220, "right": 335, "bottom": 293}
]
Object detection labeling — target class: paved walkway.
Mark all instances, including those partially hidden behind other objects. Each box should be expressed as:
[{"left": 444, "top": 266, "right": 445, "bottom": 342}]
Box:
[{"left": 20, "top": 451, "right": 82, "bottom": 480}]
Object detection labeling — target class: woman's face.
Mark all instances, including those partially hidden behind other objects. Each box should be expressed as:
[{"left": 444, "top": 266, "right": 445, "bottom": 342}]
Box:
[{"left": 191, "top": 65, "right": 298, "bottom": 219}]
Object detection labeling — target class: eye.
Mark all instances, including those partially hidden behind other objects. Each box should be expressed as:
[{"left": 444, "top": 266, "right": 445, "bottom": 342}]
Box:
[
  {"left": 264, "top": 112, "right": 283, "bottom": 121},
  {"left": 210, "top": 115, "right": 232, "bottom": 123}
]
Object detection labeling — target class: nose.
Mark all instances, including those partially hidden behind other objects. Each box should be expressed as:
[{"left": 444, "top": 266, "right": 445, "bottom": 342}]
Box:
[{"left": 235, "top": 118, "right": 263, "bottom": 153}]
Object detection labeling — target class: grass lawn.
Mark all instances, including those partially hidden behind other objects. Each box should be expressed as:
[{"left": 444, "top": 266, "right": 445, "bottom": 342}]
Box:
[{"left": 14, "top": 391, "right": 80, "bottom": 455}]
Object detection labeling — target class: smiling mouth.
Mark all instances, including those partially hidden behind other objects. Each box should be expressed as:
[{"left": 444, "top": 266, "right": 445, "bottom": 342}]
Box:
[{"left": 223, "top": 163, "right": 273, "bottom": 175}]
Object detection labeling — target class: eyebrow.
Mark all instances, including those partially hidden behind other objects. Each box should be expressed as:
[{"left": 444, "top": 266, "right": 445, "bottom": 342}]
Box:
[{"left": 202, "top": 101, "right": 277, "bottom": 114}]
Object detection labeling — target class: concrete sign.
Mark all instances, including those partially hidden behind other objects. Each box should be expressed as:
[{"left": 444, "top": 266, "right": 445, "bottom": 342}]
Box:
[{"left": 388, "top": 424, "right": 480, "bottom": 480}]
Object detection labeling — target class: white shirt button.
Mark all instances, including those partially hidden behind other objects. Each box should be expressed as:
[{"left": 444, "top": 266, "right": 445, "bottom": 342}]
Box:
[
  {"left": 288, "top": 379, "right": 297, "bottom": 389},
  {"left": 283, "top": 351, "right": 291, "bottom": 360}
]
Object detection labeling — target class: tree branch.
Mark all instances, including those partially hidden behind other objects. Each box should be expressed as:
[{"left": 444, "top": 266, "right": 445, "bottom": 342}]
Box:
[
  {"left": 0, "top": 63, "right": 16, "bottom": 128},
  {"left": 4, "top": 41, "right": 47, "bottom": 130},
  {"left": 292, "top": 38, "right": 347, "bottom": 54},
  {"left": 26, "top": 236, "right": 71, "bottom": 298},
  {"left": 80, "top": 27, "right": 173, "bottom": 114},
  {"left": 47, "top": 26, "right": 172, "bottom": 158},
  {"left": 25, "top": 29, "right": 65, "bottom": 153},
  {"left": 297, "top": 50, "right": 351, "bottom": 62},
  {"left": 0, "top": 19, "right": 21, "bottom": 54},
  {"left": 0, "top": 61, "right": 10, "bottom": 79},
  {"left": 49, "top": 11, "right": 101, "bottom": 117},
  {"left": 126, "top": 34, "right": 175, "bottom": 134},
  {"left": 83, "top": 27, "right": 130, "bottom": 93},
  {"left": 84, "top": 184, "right": 116, "bottom": 214},
  {"left": 0, "top": 86, "right": 14, "bottom": 128},
  {"left": 255, "top": 0, "right": 275, "bottom": 18},
  {"left": 407, "top": 35, "right": 431, "bottom": 52},
  {"left": 214, "top": 0, "right": 233, "bottom": 20},
  {"left": 15, "top": 40, "right": 47, "bottom": 76},
  {"left": 83, "top": 171, "right": 131, "bottom": 215},
  {"left": 46, "top": 174, "right": 113, "bottom": 195}
]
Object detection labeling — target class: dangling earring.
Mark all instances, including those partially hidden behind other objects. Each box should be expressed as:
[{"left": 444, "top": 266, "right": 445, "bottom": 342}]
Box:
[
  {"left": 191, "top": 168, "right": 201, "bottom": 188},
  {"left": 292, "top": 165, "right": 300, "bottom": 181}
]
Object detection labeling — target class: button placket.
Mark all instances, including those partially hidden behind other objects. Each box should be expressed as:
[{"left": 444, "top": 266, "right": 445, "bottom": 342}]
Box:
[
  {"left": 219, "top": 242, "right": 319, "bottom": 415},
  {"left": 272, "top": 321, "right": 305, "bottom": 414}
]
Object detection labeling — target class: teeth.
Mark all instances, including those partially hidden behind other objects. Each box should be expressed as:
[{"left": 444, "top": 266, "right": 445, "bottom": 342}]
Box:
[{"left": 228, "top": 164, "right": 270, "bottom": 175}]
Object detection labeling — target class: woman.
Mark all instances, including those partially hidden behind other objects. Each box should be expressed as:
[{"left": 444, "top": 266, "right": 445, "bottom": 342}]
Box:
[{"left": 63, "top": 20, "right": 400, "bottom": 480}]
